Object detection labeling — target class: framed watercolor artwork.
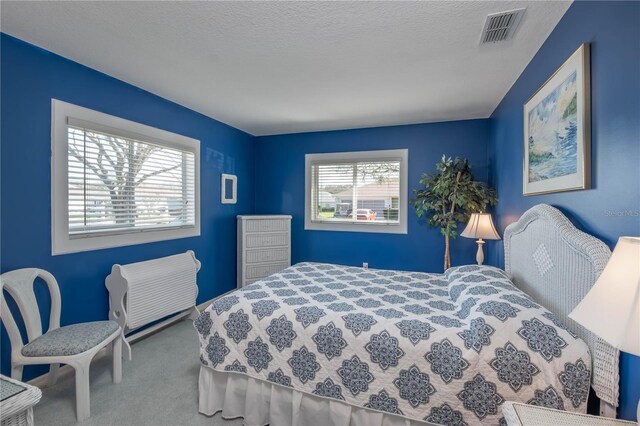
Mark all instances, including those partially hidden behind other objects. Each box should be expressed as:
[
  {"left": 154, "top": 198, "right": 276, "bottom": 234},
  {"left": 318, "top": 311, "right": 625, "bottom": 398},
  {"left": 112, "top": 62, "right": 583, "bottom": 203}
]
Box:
[{"left": 523, "top": 43, "right": 590, "bottom": 195}]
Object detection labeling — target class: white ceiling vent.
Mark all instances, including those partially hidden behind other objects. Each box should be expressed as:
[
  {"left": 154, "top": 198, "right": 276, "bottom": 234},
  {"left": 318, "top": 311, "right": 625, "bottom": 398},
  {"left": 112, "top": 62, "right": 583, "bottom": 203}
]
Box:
[{"left": 480, "top": 8, "right": 526, "bottom": 44}]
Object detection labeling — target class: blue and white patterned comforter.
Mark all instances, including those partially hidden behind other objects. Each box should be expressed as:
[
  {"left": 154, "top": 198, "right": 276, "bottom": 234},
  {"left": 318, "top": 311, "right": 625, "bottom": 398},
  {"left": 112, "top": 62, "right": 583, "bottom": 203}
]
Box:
[{"left": 196, "top": 263, "right": 591, "bottom": 426}]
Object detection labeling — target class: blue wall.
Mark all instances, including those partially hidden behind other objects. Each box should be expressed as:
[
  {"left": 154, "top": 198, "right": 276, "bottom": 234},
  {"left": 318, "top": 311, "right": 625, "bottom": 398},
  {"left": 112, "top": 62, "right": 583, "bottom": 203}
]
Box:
[
  {"left": 254, "top": 120, "right": 490, "bottom": 273},
  {"left": 2, "top": 0, "right": 638, "bottom": 419},
  {"left": 487, "top": 1, "right": 640, "bottom": 420},
  {"left": 0, "top": 34, "right": 255, "bottom": 380}
]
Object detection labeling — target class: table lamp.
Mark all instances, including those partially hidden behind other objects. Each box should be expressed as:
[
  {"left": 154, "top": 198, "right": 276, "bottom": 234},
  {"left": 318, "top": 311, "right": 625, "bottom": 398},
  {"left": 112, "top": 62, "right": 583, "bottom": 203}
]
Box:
[
  {"left": 461, "top": 213, "right": 501, "bottom": 265},
  {"left": 569, "top": 236, "right": 640, "bottom": 421}
]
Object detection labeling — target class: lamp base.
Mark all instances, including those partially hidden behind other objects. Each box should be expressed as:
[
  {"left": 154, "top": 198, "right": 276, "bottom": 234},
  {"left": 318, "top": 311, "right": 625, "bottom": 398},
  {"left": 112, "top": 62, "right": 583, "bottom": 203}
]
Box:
[{"left": 475, "top": 239, "right": 485, "bottom": 265}]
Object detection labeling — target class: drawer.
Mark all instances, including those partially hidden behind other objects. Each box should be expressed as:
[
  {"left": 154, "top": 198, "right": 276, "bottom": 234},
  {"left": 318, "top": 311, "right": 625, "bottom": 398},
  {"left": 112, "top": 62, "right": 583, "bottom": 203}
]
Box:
[
  {"left": 246, "top": 248, "right": 289, "bottom": 264},
  {"left": 246, "top": 263, "right": 289, "bottom": 280},
  {"left": 246, "top": 233, "right": 289, "bottom": 248},
  {"left": 246, "top": 219, "right": 289, "bottom": 233}
]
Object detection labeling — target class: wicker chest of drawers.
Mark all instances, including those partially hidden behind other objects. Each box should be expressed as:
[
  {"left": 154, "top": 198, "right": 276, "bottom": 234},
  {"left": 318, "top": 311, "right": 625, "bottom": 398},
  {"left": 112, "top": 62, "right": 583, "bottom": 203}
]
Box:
[{"left": 237, "top": 215, "right": 292, "bottom": 287}]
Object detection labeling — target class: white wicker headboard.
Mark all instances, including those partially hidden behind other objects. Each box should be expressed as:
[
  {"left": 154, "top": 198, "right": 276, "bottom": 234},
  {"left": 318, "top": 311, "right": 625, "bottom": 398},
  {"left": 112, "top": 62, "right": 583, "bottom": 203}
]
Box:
[{"left": 503, "top": 204, "right": 619, "bottom": 412}]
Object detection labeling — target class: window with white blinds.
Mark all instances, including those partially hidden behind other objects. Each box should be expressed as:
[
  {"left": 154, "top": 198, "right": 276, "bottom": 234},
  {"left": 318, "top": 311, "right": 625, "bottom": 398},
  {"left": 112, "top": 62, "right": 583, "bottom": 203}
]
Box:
[
  {"left": 67, "top": 121, "right": 195, "bottom": 236},
  {"left": 305, "top": 149, "right": 408, "bottom": 234},
  {"left": 52, "top": 100, "right": 200, "bottom": 254}
]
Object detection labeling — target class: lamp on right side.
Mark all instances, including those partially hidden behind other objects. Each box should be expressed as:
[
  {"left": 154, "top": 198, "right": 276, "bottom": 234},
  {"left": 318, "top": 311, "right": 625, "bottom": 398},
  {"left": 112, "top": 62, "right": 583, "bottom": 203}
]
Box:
[
  {"left": 569, "top": 236, "right": 640, "bottom": 421},
  {"left": 461, "top": 212, "right": 501, "bottom": 265}
]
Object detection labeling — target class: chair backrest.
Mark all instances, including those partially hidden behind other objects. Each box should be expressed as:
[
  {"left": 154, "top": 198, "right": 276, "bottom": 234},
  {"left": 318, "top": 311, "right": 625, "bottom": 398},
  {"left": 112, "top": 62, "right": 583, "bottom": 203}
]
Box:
[{"left": 0, "top": 268, "right": 62, "bottom": 354}]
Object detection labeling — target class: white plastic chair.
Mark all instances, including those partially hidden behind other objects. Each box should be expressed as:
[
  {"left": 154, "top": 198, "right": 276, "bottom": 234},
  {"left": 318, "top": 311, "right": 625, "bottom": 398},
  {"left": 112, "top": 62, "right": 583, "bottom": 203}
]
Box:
[{"left": 0, "top": 268, "right": 122, "bottom": 421}]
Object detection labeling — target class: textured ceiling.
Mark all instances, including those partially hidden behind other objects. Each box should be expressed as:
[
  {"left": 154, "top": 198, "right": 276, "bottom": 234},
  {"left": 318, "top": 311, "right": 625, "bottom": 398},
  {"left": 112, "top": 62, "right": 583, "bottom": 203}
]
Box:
[{"left": 1, "top": 1, "right": 571, "bottom": 136}]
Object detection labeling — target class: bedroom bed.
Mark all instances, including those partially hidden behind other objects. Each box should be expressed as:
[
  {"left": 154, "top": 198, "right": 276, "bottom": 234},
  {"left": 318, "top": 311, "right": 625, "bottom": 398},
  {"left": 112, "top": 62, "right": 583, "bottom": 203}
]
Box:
[{"left": 195, "top": 204, "right": 619, "bottom": 426}]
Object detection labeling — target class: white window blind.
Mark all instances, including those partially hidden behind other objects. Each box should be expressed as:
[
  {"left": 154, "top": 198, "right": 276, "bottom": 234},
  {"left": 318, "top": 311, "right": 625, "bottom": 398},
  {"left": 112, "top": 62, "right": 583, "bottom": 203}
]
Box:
[
  {"left": 67, "top": 119, "right": 196, "bottom": 238},
  {"left": 310, "top": 159, "right": 401, "bottom": 225}
]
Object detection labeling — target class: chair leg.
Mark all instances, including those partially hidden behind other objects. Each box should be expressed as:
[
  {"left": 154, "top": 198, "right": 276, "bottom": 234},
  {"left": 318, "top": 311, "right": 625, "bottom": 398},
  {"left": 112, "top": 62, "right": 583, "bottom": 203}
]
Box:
[
  {"left": 112, "top": 338, "right": 122, "bottom": 384},
  {"left": 49, "top": 363, "right": 60, "bottom": 386},
  {"left": 74, "top": 361, "right": 91, "bottom": 421},
  {"left": 11, "top": 364, "right": 23, "bottom": 381}
]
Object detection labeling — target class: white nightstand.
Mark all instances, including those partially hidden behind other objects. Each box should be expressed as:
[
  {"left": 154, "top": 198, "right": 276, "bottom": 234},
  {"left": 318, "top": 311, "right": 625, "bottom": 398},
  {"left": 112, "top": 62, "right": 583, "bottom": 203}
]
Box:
[{"left": 502, "top": 402, "right": 638, "bottom": 426}]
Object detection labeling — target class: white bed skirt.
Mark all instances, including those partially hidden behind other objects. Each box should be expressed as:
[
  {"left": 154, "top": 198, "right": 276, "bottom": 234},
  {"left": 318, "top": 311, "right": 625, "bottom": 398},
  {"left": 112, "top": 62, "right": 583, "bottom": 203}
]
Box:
[{"left": 198, "top": 366, "right": 433, "bottom": 426}]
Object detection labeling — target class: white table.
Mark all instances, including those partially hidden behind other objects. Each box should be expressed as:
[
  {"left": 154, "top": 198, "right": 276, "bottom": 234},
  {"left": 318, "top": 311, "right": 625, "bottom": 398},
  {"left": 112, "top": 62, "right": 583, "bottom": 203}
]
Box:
[
  {"left": 0, "top": 375, "right": 42, "bottom": 426},
  {"left": 502, "top": 402, "right": 638, "bottom": 426}
]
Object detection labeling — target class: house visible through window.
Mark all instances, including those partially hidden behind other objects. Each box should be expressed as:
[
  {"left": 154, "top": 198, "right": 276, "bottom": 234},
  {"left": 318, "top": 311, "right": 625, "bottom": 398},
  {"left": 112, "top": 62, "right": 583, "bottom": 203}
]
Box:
[
  {"left": 305, "top": 149, "right": 408, "bottom": 234},
  {"left": 52, "top": 100, "right": 200, "bottom": 254}
]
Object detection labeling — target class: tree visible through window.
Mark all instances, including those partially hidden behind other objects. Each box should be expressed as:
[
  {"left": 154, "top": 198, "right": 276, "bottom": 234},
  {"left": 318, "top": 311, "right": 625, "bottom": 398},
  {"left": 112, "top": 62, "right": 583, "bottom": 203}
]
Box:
[{"left": 67, "top": 125, "right": 195, "bottom": 236}]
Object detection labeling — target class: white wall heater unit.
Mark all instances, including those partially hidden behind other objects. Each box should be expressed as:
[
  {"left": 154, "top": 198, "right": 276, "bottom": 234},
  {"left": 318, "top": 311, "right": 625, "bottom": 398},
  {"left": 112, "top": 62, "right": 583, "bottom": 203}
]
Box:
[{"left": 106, "top": 251, "right": 200, "bottom": 360}]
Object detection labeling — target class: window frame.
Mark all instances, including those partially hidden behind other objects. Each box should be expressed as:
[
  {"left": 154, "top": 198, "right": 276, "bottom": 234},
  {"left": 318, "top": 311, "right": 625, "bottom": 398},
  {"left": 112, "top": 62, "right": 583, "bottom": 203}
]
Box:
[
  {"left": 51, "top": 99, "right": 200, "bottom": 255},
  {"left": 304, "top": 149, "right": 408, "bottom": 234}
]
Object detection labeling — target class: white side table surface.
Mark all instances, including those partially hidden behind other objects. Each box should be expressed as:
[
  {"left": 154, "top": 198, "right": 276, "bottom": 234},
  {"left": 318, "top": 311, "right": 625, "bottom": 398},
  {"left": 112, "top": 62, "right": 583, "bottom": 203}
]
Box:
[
  {"left": 503, "top": 402, "right": 638, "bottom": 426},
  {"left": 0, "top": 375, "right": 42, "bottom": 426}
]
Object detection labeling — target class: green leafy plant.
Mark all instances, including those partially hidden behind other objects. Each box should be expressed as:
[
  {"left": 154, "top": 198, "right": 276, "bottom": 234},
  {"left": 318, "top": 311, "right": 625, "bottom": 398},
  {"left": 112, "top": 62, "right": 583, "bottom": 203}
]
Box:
[{"left": 411, "top": 156, "right": 498, "bottom": 271}]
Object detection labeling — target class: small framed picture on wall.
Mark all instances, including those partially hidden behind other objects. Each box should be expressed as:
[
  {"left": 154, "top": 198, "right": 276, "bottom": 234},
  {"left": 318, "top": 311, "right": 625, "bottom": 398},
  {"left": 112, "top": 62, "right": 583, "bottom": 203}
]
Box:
[
  {"left": 523, "top": 43, "right": 591, "bottom": 195},
  {"left": 221, "top": 173, "right": 237, "bottom": 204}
]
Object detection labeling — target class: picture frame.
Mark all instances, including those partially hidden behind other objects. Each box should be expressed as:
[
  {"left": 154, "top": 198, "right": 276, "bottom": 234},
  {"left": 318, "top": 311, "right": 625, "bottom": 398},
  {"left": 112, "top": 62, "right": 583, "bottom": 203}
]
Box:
[
  {"left": 523, "top": 43, "right": 590, "bottom": 196},
  {"left": 221, "top": 173, "right": 237, "bottom": 204}
]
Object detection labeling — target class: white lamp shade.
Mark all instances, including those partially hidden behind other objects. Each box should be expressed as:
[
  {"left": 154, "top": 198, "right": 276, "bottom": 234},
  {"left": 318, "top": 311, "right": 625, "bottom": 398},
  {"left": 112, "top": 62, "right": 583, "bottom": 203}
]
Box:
[
  {"left": 461, "top": 213, "right": 501, "bottom": 240},
  {"left": 569, "top": 237, "right": 640, "bottom": 356}
]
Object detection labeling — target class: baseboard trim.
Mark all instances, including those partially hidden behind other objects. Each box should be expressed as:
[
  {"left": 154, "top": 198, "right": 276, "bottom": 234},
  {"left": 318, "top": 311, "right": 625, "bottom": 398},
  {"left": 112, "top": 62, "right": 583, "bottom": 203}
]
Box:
[{"left": 27, "top": 297, "right": 216, "bottom": 388}]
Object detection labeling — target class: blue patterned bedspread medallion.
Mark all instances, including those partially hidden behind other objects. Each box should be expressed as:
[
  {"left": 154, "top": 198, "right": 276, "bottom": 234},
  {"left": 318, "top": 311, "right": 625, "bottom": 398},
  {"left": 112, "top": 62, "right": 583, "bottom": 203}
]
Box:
[{"left": 196, "top": 263, "right": 591, "bottom": 426}]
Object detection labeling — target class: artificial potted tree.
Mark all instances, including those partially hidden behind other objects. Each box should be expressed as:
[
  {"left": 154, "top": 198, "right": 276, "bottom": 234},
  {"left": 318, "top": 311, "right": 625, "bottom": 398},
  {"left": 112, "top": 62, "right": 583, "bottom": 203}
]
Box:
[{"left": 411, "top": 156, "right": 497, "bottom": 271}]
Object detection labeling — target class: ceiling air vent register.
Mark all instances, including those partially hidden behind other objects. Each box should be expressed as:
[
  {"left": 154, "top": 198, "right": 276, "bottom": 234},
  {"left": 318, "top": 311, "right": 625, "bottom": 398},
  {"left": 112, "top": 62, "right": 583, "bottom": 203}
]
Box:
[{"left": 480, "top": 8, "right": 526, "bottom": 44}]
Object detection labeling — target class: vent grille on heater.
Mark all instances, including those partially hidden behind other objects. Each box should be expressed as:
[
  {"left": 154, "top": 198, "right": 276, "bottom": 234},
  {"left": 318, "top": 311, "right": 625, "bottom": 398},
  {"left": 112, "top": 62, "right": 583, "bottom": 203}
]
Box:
[{"left": 480, "top": 8, "right": 526, "bottom": 44}]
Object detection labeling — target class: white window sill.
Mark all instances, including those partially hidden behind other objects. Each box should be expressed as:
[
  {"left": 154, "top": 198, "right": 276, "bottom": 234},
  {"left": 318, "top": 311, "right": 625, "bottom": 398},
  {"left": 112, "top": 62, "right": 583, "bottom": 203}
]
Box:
[
  {"left": 304, "top": 220, "right": 407, "bottom": 234},
  {"left": 52, "top": 226, "right": 200, "bottom": 255}
]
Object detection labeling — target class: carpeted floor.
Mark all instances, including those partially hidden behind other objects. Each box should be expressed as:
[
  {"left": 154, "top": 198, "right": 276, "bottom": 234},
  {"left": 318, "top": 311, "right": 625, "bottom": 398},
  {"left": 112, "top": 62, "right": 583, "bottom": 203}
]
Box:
[{"left": 33, "top": 320, "right": 243, "bottom": 426}]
